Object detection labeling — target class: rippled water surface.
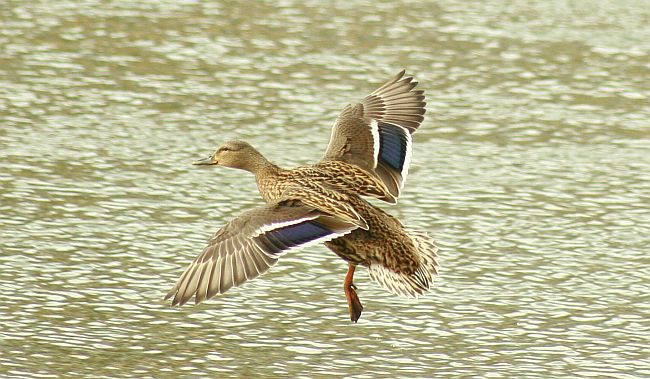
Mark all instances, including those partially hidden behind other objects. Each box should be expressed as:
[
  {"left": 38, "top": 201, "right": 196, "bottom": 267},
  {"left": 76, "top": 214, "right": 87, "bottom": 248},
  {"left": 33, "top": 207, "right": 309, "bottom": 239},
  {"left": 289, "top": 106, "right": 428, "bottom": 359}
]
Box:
[{"left": 1, "top": 1, "right": 649, "bottom": 378}]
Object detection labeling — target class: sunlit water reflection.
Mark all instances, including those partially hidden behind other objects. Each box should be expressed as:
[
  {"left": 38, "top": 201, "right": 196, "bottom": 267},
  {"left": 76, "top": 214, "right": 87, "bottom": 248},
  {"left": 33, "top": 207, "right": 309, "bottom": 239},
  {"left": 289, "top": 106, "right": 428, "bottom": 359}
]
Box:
[{"left": 1, "top": 1, "right": 649, "bottom": 378}]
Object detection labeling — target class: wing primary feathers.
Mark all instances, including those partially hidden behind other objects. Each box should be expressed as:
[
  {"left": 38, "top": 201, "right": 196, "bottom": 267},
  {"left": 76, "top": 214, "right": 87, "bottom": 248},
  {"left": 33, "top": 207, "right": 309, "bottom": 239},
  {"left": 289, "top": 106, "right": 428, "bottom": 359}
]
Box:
[
  {"left": 219, "top": 254, "right": 234, "bottom": 294},
  {"left": 206, "top": 257, "right": 222, "bottom": 299},
  {"left": 194, "top": 263, "right": 211, "bottom": 304}
]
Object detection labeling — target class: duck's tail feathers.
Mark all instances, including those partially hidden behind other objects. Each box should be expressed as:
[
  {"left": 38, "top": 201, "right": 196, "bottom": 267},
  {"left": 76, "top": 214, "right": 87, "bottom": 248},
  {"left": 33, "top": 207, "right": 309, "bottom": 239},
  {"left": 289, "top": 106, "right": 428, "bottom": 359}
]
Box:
[{"left": 367, "top": 231, "right": 439, "bottom": 298}]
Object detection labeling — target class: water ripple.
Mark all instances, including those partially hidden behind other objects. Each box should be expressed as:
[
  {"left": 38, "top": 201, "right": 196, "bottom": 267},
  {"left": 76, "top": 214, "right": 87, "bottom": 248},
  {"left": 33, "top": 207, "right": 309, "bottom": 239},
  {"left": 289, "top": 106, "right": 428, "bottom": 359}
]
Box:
[{"left": 2, "top": 1, "right": 649, "bottom": 378}]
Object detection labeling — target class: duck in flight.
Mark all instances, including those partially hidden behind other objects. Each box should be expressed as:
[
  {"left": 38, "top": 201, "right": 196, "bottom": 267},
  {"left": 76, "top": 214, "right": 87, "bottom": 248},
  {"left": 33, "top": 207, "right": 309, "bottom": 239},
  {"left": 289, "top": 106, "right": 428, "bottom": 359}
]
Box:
[{"left": 165, "top": 70, "right": 439, "bottom": 322}]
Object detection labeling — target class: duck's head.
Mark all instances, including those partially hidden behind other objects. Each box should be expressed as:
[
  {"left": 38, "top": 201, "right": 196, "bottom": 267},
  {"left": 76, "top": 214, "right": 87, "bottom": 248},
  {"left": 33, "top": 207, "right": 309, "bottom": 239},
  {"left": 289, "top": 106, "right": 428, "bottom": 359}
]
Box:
[{"left": 193, "top": 140, "right": 267, "bottom": 173}]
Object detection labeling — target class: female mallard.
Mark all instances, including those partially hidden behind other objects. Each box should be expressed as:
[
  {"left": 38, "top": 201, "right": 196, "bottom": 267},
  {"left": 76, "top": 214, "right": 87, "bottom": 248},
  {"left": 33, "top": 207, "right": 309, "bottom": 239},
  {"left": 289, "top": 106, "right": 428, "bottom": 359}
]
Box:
[{"left": 165, "top": 70, "right": 439, "bottom": 322}]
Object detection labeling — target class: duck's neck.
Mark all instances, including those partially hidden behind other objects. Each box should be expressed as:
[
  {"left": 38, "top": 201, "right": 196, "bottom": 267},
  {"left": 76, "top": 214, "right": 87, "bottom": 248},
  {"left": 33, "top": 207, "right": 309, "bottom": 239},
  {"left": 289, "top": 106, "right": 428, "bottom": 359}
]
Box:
[
  {"left": 244, "top": 151, "right": 278, "bottom": 176},
  {"left": 252, "top": 161, "right": 281, "bottom": 177},
  {"left": 249, "top": 157, "right": 286, "bottom": 203}
]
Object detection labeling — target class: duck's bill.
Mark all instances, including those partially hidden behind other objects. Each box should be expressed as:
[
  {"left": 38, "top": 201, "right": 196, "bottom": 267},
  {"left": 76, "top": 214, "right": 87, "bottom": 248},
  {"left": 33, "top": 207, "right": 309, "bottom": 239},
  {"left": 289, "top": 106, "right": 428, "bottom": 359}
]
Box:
[{"left": 192, "top": 156, "right": 217, "bottom": 165}]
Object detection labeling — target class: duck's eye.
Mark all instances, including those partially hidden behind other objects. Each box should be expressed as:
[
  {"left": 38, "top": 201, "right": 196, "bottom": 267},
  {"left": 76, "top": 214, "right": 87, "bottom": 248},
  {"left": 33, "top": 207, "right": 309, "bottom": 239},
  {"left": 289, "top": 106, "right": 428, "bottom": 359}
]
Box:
[{"left": 219, "top": 147, "right": 230, "bottom": 153}]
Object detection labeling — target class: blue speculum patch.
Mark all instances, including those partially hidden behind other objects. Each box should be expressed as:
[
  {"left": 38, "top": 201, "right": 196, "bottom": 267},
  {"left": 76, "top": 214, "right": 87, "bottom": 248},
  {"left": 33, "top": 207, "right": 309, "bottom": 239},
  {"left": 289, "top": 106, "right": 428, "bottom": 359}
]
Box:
[
  {"left": 378, "top": 122, "right": 407, "bottom": 171},
  {"left": 263, "top": 221, "right": 331, "bottom": 253}
]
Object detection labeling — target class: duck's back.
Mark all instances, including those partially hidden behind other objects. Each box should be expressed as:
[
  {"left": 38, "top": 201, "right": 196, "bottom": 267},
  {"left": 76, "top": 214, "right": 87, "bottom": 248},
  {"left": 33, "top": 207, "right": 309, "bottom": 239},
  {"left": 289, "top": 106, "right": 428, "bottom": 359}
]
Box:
[
  {"left": 298, "top": 161, "right": 396, "bottom": 203},
  {"left": 255, "top": 161, "right": 394, "bottom": 203}
]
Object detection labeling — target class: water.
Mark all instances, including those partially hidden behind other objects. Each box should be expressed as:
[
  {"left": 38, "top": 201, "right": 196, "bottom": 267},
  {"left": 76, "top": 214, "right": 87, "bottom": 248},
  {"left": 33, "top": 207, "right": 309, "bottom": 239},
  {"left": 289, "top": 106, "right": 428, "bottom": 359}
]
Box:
[{"left": 1, "top": 1, "right": 649, "bottom": 378}]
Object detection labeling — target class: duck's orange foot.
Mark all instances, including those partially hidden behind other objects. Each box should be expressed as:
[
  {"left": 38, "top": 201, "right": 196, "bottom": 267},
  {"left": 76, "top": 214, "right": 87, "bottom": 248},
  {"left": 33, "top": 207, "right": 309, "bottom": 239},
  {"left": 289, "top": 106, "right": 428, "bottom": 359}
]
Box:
[
  {"left": 345, "top": 283, "right": 363, "bottom": 322},
  {"left": 344, "top": 263, "right": 363, "bottom": 323}
]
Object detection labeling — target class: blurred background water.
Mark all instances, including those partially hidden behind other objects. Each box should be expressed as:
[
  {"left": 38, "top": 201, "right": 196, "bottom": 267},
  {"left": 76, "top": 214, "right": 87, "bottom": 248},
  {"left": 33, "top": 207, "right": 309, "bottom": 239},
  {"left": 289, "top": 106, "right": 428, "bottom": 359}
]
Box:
[{"left": 1, "top": 1, "right": 649, "bottom": 378}]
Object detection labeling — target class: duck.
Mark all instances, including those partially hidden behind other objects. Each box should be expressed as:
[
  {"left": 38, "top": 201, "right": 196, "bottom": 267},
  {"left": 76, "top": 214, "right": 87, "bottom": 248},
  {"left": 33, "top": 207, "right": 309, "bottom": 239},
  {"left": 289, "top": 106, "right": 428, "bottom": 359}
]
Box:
[{"left": 164, "top": 70, "right": 439, "bottom": 322}]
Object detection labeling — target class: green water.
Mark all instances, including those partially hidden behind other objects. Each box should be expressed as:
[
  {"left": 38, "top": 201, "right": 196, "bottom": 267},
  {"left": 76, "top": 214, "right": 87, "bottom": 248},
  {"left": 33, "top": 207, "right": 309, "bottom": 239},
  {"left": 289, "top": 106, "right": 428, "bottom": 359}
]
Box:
[{"left": 1, "top": 1, "right": 649, "bottom": 378}]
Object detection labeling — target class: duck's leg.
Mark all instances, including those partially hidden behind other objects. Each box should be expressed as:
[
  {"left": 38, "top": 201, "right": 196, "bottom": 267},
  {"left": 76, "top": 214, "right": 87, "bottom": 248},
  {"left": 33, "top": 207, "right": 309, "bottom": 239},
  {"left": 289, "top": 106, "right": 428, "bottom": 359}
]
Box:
[{"left": 343, "top": 263, "right": 363, "bottom": 323}]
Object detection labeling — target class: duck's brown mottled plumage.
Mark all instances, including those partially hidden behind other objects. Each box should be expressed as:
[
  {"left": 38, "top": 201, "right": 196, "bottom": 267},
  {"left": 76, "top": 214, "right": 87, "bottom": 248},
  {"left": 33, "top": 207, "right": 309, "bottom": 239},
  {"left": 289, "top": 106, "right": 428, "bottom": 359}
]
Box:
[{"left": 165, "top": 70, "right": 439, "bottom": 322}]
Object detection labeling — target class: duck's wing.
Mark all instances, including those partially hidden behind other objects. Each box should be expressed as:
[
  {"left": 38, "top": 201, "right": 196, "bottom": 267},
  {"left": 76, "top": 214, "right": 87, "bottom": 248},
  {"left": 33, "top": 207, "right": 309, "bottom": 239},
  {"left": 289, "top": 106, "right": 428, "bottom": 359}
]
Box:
[
  {"left": 321, "top": 70, "right": 426, "bottom": 199},
  {"left": 165, "top": 202, "right": 357, "bottom": 306}
]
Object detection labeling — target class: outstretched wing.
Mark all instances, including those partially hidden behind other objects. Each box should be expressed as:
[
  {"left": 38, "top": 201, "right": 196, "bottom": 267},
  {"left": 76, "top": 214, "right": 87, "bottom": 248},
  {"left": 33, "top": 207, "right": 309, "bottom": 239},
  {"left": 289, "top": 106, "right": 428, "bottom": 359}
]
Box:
[
  {"left": 165, "top": 202, "right": 357, "bottom": 306},
  {"left": 322, "top": 70, "right": 426, "bottom": 199}
]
